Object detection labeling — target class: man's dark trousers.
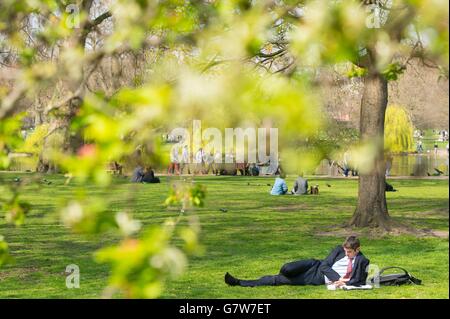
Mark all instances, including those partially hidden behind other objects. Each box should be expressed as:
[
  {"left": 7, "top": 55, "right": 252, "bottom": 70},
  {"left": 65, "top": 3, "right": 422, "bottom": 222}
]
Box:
[{"left": 239, "top": 259, "right": 326, "bottom": 287}]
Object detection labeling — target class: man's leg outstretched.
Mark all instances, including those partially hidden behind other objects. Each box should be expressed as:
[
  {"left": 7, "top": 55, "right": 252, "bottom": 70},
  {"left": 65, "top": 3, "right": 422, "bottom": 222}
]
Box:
[
  {"left": 224, "top": 259, "right": 321, "bottom": 287},
  {"left": 225, "top": 272, "right": 293, "bottom": 287}
]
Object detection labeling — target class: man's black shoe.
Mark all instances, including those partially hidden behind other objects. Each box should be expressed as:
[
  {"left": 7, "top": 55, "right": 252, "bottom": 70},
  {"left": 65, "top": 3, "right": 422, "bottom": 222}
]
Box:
[{"left": 225, "top": 272, "right": 240, "bottom": 286}]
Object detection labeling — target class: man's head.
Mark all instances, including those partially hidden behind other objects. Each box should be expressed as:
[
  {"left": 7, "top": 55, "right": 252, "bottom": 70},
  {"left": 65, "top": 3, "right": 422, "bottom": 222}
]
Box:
[
  {"left": 342, "top": 235, "right": 360, "bottom": 258},
  {"left": 279, "top": 171, "right": 286, "bottom": 179}
]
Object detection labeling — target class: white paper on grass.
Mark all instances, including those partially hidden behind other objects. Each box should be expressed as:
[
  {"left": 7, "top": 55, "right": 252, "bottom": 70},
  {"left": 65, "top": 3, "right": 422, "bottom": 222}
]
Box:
[{"left": 327, "top": 284, "right": 373, "bottom": 290}]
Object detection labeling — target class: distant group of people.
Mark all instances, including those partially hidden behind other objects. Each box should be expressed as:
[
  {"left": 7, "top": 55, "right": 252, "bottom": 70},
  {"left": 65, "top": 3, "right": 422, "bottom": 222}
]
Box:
[
  {"left": 166, "top": 146, "right": 279, "bottom": 176},
  {"left": 325, "top": 151, "right": 358, "bottom": 178},
  {"left": 415, "top": 129, "right": 449, "bottom": 154},
  {"left": 270, "top": 172, "right": 318, "bottom": 196},
  {"left": 168, "top": 146, "right": 229, "bottom": 175},
  {"left": 436, "top": 130, "right": 448, "bottom": 142},
  {"left": 340, "top": 150, "right": 358, "bottom": 177}
]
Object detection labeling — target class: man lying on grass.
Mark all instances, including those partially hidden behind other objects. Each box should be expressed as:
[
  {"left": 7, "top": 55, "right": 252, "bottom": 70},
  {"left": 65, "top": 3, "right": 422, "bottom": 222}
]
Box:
[{"left": 225, "top": 236, "right": 369, "bottom": 288}]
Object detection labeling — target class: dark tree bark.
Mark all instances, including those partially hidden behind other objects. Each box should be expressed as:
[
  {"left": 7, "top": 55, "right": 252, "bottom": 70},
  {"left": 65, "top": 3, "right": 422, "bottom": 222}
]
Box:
[
  {"left": 35, "top": 0, "right": 102, "bottom": 173},
  {"left": 349, "top": 72, "right": 392, "bottom": 229}
]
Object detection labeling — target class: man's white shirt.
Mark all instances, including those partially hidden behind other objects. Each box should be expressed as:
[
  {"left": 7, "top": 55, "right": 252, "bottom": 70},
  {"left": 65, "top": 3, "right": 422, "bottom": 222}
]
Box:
[{"left": 324, "top": 256, "right": 355, "bottom": 284}]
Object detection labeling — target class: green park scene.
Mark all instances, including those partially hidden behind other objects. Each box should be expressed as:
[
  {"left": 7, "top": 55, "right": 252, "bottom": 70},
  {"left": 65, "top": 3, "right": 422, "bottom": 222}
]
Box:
[{"left": 0, "top": 0, "right": 448, "bottom": 300}]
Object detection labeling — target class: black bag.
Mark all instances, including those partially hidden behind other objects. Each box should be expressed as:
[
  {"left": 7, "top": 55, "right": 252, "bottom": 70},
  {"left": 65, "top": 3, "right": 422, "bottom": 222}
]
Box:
[{"left": 369, "top": 267, "right": 422, "bottom": 286}]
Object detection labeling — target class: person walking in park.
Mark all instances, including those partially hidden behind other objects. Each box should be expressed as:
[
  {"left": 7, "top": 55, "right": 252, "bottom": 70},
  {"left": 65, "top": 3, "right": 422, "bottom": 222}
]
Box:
[
  {"left": 213, "top": 150, "right": 222, "bottom": 175},
  {"left": 204, "top": 151, "right": 214, "bottom": 174},
  {"left": 270, "top": 172, "right": 288, "bottom": 195},
  {"left": 180, "top": 145, "right": 191, "bottom": 175},
  {"left": 417, "top": 140, "right": 424, "bottom": 153},
  {"left": 194, "top": 147, "right": 205, "bottom": 175},
  {"left": 342, "top": 150, "right": 351, "bottom": 177},
  {"left": 291, "top": 173, "right": 308, "bottom": 195},
  {"left": 224, "top": 149, "right": 236, "bottom": 175},
  {"left": 168, "top": 146, "right": 180, "bottom": 175},
  {"left": 385, "top": 153, "right": 393, "bottom": 177},
  {"left": 224, "top": 236, "right": 369, "bottom": 288}
]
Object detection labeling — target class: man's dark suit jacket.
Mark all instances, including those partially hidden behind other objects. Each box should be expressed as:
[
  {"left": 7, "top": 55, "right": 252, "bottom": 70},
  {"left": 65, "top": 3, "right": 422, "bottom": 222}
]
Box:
[{"left": 319, "top": 245, "right": 370, "bottom": 286}]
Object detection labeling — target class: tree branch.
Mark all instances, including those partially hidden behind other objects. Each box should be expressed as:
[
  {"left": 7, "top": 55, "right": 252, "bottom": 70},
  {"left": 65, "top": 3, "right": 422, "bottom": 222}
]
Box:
[
  {"left": 0, "top": 83, "right": 27, "bottom": 120},
  {"left": 274, "top": 60, "right": 295, "bottom": 74},
  {"left": 256, "top": 49, "right": 287, "bottom": 58},
  {"left": 85, "top": 11, "right": 112, "bottom": 30},
  {"left": 44, "top": 51, "right": 106, "bottom": 115}
]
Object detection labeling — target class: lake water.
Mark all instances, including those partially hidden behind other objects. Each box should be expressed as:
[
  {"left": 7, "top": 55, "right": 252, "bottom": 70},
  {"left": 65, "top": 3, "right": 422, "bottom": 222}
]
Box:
[{"left": 314, "top": 153, "right": 449, "bottom": 177}]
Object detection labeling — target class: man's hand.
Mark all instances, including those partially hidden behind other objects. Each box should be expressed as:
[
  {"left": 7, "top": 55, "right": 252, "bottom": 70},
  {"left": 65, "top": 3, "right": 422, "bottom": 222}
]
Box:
[{"left": 333, "top": 277, "right": 350, "bottom": 287}]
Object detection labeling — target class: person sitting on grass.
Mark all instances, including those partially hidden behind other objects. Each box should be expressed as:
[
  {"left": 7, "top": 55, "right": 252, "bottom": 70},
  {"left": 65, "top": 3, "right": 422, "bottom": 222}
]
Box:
[
  {"left": 224, "top": 235, "right": 369, "bottom": 288},
  {"left": 142, "top": 166, "right": 160, "bottom": 184},
  {"left": 270, "top": 172, "right": 288, "bottom": 195},
  {"left": 131, "top": 165, "right": 145, "bottom": 183},
  {"left": 291, "top": 173, "right": 308, "bottom": 195},
  {"left": 250, "top": 163, "right": 260, "bottom": 176}
]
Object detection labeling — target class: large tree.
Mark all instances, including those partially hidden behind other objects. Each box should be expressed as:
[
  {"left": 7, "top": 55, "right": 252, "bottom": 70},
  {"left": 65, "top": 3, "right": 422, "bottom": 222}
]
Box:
[
  {"left": 349, "top": 1, "right": 447, "bottom": 229},
  {"left": 254, "top": 0, "right": 448, "bottom": 229}
]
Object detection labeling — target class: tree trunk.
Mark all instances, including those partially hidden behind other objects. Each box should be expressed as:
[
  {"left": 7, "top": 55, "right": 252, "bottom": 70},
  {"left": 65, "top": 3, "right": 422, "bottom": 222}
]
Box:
[
  {"left": 350, "top": 73, "right": 392, "bottom": 229},
  {"left": 36, "top": 1, "right": 95, "bottom": 172}
]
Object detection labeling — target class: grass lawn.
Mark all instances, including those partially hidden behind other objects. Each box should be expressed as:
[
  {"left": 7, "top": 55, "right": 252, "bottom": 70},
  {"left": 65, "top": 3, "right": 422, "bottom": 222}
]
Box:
[{"left": 0, "top": 172, "right": 448, "bottom": 299}]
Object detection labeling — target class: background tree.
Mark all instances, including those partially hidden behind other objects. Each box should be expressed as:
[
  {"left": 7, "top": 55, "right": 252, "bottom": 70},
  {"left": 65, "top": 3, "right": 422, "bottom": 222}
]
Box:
[
  {"left": 384, "top": 105, "right": 415, "bottom": 154},
  {"left": 348, "top": 1, "right": 447, "bottom": 229}
]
